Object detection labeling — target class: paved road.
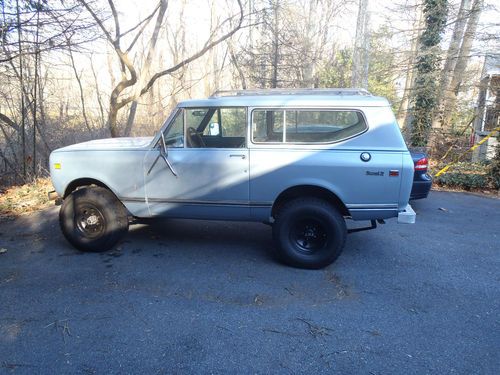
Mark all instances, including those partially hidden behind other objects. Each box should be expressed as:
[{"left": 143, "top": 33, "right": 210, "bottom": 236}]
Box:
[{"left": 0, "top": 191, "right": 498, "bottom": 374}]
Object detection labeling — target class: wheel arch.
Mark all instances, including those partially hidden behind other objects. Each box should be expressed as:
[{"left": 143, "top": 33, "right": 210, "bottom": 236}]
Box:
[
  {"left": 63, "top": 178, "right": 115, "bottom": 199},
  {"left": 271, "top": 185, "right": 350, "bottom": 218}
]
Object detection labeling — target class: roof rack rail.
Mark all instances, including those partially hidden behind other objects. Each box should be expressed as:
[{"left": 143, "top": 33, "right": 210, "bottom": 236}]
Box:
[{"left": 210, "top": 88, "right": 372, "bottom": 98}]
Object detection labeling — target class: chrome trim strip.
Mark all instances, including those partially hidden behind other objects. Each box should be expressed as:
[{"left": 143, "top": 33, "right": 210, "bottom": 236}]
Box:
[
  {"left": 121, "top": 197, "right": 272, "bottom": 208},
  {"left": 348, "top": 208, "right": 397, "bottom": 212},
  {"left": 346, "top": 203, "right": 398, "bottom": 209}
]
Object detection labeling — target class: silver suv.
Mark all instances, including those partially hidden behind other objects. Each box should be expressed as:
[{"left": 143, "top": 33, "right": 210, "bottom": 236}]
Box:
[{"left": 49, "top": 89, "right": 415, "bottom": 269}]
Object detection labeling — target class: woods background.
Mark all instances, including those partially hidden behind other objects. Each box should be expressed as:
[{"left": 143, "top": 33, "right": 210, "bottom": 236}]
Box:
[{"left": 0, "top": 0, "right": 499, "bottom": 186}]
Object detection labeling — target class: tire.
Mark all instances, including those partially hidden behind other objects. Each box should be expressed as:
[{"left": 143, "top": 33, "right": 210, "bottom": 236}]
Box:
[
  {"left": 272, "top": 198, "right": 347, "bottom": 269},
  {"left": 59, "top": 186, "right": 129, "bottom": 252}
]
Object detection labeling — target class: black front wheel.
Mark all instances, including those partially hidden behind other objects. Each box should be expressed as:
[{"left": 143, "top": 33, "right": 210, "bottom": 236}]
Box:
[
  {"left": 59, "top": 186, "right": 129, "bottom": 252},
  {"left": 272, "top": 198, "right": 347, "bottom": 269}
]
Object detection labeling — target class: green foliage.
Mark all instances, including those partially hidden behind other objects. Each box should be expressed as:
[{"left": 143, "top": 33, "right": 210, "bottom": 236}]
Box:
[
  {"left": 410, "top": 0, "right": 448, "bottom": 147},
  {"left": 367, "top": 28, "right": 398, "bottom": 106},
  {"left": 433, "top": 161, "right": 490, "bottom": 174},
  {"left": 420, "top": 0, "right": 449, "bottom": 46},
  {"left": 434, "top": 158, "right": 500, "bottom": 190},
  {"left": 435, "top": 173, "right": 489, "bottom": 190},
  {"left": 487, "top": 145, "right": 500, "bottom": 188},
  {"left": 318, "top": 32, "right": 398, "bottom": 106},
  {"left": 318, "top": 49, "right": 353, "bottom": 88}
]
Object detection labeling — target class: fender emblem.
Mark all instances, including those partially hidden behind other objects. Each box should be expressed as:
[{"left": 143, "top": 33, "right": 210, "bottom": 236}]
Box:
[{"left": 366, "top": 171, "right": 384, "bottom": 176}]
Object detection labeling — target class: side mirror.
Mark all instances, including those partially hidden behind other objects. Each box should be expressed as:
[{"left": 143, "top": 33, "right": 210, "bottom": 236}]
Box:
[
  {"left": 160, "top": 132, "right": 168, "bottom": 155},
  {"left": 148, "top": 132, "right": 177, "bottom": 177}
]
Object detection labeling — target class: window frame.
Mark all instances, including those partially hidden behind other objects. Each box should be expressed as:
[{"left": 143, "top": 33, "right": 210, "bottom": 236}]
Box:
[
  {"left": 154, "top": 108, "right": 184, "bottom": 148},
  {"left": 250, "top": 107, "right": 369, "bottom": 145},
  {"left": 184, "top": 106, "right": 248, "bottom": 149}
]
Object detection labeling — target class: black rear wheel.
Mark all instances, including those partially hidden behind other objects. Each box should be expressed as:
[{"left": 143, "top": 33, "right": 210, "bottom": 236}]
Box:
[
  {"left": 59, "top": 186, "right": 129, "bottom": 252},
  {"left": 273, "top": 198, "right": 346, "bottom": 269}
]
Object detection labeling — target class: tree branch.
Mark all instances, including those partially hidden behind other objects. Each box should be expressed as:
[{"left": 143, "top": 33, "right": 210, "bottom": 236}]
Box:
[
  {"left": 107, "top": 0, "right": 120, "bottom": 43},
  {"left": 120, "top": 2, "right": 161, "bottom": 39},
  {"left": 118, "top": 0, "right": 244, "bottom": 108},
  {"left": 0, "top": 111, "right": 20, "bottom": 133},
  {"left": 77, "top": 0, "right": 115, "bottom": 45}
]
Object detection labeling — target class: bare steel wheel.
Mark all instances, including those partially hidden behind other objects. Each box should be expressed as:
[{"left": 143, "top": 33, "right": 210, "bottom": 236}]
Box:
[
  {"left": 59, "top": 186, "right": 129, "bottom": 252},
  {"left": 75, "top": 204, "right": 106, "bottom": 239},
  {"left": 273, "top": 198, "right": 346, "bottom": 269},
  {"left": 291, "top": 217, "right": 328, "bottom": 254}
]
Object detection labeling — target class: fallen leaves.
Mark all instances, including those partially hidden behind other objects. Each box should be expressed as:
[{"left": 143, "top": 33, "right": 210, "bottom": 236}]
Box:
[{"left": 0, "top": 178, "right": 54, "bottom": 219}]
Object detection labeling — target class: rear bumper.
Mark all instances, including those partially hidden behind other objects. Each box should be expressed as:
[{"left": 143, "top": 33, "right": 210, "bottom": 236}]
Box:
[
  {"left": 398, "top": 204, "right": 416, "bottom": 224},
  {"left": 410, "top": 174, "right": 432, "bottom": 200}
]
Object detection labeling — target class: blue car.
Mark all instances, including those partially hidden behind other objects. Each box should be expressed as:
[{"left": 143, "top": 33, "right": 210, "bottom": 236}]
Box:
[{"left": 410, "top": 151, "right": 432, "bottom": 200}]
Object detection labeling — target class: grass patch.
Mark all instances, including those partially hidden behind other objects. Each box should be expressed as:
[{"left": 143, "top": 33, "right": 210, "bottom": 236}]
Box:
[{"left": 0, "top": 178, "right": 54, "bottom": 219}]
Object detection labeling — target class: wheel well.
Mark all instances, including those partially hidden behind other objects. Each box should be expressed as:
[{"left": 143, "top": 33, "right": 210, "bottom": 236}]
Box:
[
  {"left": 272, "top": 185, "right": 350, "bottom": 217},
  {"left": 64, "top": 178, "right": 112, "bottom": 198}
]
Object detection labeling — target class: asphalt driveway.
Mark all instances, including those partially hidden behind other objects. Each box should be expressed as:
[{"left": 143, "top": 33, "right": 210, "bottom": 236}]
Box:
[{"left": 0, "top": 191, "right": 499, "bottom": 374}]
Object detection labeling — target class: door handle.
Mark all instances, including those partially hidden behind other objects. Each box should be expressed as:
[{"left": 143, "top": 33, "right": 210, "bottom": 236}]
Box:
[{"left": 229, "top": 154, "right": 246, "bottom": 159}]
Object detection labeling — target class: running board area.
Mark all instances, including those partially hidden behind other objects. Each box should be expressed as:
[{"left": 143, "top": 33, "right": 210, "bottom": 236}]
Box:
[{"left": 348, "top": 219, "right": 385, "bottom": 234}]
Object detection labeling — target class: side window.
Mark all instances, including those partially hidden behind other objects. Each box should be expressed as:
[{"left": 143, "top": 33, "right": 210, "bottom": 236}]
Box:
[
  {"left": 185, "top": 107, "right": 247, "bottom": 148},
  {"left": 253, "top": 110, "right": 284, "bottom": 142},
  {"left": 203, "top": 110, "right": 220, "bottom": 136},
  {"left": 163, "top": 110, "right": 184, "bottom": 148},
  {"left": 252, "top": 109, "right": 367, "bottom": 143},
  {"left": 220, "top": 108, "right": 246, "bottom": 137}
]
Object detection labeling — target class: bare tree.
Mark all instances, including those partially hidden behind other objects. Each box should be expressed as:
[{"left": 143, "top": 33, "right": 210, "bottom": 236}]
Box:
[
  {"left": 1, "top": 0, "right": 101, "bottom": 181},
  {"left": 78, "top": 0, "right": 244, "bottom": 137},
  {"left": 124, "top": 0, "right": 168, "bottom": 137},
  {"left": 397, "top": 4, "right": 423, "bottom": 126},
  {"left": 439, "top": 0, "right": 483, "bottom": 130}
]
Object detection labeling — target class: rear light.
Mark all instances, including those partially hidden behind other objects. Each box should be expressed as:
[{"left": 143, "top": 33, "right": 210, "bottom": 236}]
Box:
[{"left": 414, "top": 157, "right": 428, "bottom": 171}]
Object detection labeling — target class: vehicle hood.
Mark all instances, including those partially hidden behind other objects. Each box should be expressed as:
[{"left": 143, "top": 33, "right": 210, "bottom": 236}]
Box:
[{"left": 54, "top": 137, "right": 154, "bottom": 152}]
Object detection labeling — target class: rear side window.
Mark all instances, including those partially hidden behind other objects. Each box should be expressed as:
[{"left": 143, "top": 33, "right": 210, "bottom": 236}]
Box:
[{"left": 252, "top": 109, "right": 367, "bottom": 143}]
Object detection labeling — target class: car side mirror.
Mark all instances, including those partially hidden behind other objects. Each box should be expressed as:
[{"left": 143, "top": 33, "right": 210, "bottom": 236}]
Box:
[
  {"left": 148, "top": 132, "right": 177, "bottom": 177},
  {"left": 160, "top": 132, "right": 168, "bottom": 155}
]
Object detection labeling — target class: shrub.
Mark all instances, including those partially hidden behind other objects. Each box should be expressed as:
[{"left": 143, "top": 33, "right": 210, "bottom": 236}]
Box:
[
  {"left": 435, "top": 173, "right": 489, "bottom": 190},
  {"left": 485, "top": 145, "right": 499, "bottom": 188}
]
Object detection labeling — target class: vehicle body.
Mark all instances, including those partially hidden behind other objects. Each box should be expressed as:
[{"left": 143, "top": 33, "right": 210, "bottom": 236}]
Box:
[
  {"left": 49, "top": 88, "right": 416, "bottom": 269},
  {"left": 410, "top": 151, "right": 433, "bottom": 200}
]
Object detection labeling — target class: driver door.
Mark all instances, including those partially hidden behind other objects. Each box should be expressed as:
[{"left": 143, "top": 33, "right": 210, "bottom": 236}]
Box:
[{"left": 143, "top": 107, "right": 250, "bottom": 220}]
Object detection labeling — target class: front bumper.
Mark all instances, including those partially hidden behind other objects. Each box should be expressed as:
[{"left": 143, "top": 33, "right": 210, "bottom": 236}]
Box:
[{"left": 48, "top": 190, "right": 62, "bottom": 206}]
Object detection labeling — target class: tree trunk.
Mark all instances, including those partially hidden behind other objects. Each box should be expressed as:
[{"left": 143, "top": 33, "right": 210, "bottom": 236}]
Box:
[
  {"left": 68, "top": 44, "right": 92, "bottom": 133},
  {"left": 271, "top": 2, "right": 279, "bottom": 88},
  {"left": 16, "top": 0, "right": 26, "bottom": 179},
  {"left": 398, "top": 6, "right": 423, "bottom": 127},
  {"left": 432, "top": 0, "right": 471, "bottom": 130},
  {"left": 303, "top": 1, "right": 317, "bottom": 88},
  {"left": 124, "top": 0, "right": 168, "bottom": 137},
  {"left": 90, "top": 55, "right": 107, "bottom": 129},
  {"left": 352, "top": 0, "right": 369, "bottom": 88},
  {"left": 409, "top": 0, "right": 448, "bottom": 147},
  {"left": 440, "top": 0, "right": 483, "bottom": 130},
  {"left": 228, "top": 40, "right": 247, "bottom": 89}
]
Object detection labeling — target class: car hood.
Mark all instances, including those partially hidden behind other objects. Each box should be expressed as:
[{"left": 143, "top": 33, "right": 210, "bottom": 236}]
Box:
[{"left": 54, "top": 137, "right": 154, "bottom": 152}]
